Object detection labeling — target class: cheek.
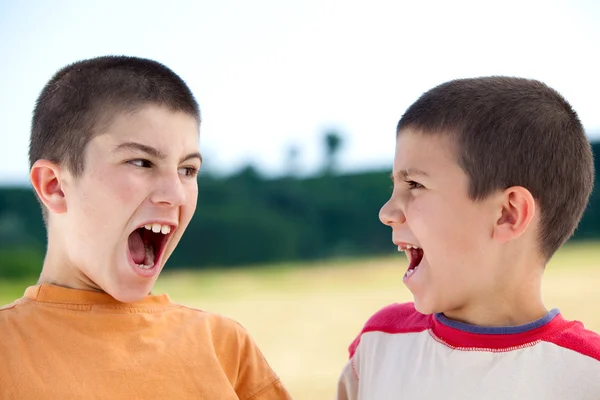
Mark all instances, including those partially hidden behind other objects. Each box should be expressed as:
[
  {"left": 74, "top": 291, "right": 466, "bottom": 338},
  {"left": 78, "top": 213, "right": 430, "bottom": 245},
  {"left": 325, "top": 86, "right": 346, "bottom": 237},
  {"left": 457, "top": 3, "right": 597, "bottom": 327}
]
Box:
[
  {"left": 98, "top": 172, "right": 141, "bottom": 203},
  {"left": 409, "top": 196, "right": 473, "bottom": 256},
  {"left": 181, "top": 184, "right": 198, "bottom": 221},
  {"left": 70, "top": 173, "right": 140, "bottom": 237},
  {"left": 408, "top": 195, "right": 455, "bottom": 236}
]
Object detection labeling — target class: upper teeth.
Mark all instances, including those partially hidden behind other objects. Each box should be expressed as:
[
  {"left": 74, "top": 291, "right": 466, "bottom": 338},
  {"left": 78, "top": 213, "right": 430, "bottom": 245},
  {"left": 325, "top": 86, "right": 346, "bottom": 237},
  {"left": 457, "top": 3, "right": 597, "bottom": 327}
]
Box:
[
  {"left": 144, "top": 223, "right": 171, "bottom": 235},
  {"left": 399, "top": 244, "right": 421, "bottom": 251}
]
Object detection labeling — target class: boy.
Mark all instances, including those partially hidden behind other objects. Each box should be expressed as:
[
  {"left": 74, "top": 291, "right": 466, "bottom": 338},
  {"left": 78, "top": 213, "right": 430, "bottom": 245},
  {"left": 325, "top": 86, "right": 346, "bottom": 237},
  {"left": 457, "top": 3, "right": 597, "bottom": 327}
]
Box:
[
  {"left": 337, "top": 77, "right": 600, "bottom": 399},
  {"left": 0, "top": 56, "right": 291, "bottom": 400}
]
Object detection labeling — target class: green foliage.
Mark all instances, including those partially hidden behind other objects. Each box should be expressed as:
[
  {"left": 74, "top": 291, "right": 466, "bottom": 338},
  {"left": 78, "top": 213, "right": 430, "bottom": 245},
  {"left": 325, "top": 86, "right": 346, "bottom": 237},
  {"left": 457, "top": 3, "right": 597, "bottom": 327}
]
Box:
[
  {"left": 0, "top": 247, "right": 43, "bottom": 279},
  {"left": 575, "top": 142, "right": 600, "bottom": 239},
  {"left": 323, "top": 130, "right": 344, "bottom": 174},
  {"left": 169, "top": 169, "right": 393, "bottom": 267}
]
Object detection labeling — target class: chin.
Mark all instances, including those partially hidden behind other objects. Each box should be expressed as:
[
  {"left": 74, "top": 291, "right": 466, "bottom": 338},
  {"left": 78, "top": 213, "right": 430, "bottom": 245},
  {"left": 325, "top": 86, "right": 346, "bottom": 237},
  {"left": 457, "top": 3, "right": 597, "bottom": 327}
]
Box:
[
  {"left": 104, "top": 273, "right": 156, "bottom": 303},
  {"left": 412, "top": 296, "right": 439, "bottom": 316},
  {"left": 108, "top": 285, "right": 152, "bottom": 303}
]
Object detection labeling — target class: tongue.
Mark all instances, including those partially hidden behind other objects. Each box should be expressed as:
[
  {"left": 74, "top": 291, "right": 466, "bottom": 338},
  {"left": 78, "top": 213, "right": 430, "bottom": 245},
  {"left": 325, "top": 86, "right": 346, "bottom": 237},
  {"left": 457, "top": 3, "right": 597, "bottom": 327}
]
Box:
[
  {"left": 128, "top": 230, "right": 146, "bottom": 264},
  {"left": 409, "top": 248, "right": 423, "bottom": 270}
]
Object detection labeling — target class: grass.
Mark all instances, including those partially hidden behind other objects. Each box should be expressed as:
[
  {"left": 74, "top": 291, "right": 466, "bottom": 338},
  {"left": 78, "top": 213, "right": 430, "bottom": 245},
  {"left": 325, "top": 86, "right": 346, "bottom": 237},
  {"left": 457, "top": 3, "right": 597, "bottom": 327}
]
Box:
[{"left": 1, "top": 241, "right": 599, "bottom": 399}]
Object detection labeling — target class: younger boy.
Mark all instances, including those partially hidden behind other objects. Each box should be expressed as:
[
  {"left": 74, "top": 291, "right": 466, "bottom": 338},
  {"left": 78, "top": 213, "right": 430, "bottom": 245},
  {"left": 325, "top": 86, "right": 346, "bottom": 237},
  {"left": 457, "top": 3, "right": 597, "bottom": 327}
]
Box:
[
  {"left": 337, "top": 77, "right": 600, "bottom": 399},
  {"left": 0, "top": 56, "right": 291, "bottom": 400}
]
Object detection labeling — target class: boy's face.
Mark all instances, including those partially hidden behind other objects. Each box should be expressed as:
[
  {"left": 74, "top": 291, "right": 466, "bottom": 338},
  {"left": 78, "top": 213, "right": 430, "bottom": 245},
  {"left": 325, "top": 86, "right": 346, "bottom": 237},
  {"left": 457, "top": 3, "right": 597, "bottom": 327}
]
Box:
[
  {"left": 380, "top": 129, "right": 500, "bottom": 315},
  {"left": 55, "top": 105, "right": 200, "bottom": 302}
]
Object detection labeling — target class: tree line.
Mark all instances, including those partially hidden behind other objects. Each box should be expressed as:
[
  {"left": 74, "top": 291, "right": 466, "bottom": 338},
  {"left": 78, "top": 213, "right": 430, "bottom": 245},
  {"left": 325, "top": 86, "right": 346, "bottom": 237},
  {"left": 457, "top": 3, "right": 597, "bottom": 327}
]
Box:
[{"left": 0, "top": 141, "right": 598, "bottom": 278}]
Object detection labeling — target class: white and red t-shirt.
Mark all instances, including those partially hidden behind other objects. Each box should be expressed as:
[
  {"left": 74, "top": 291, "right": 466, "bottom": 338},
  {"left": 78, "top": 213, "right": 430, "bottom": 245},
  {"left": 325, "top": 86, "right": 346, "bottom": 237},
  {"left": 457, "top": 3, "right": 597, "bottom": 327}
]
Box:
[{"left": 337, "top": 303, "right": 600, "bottom": 400}]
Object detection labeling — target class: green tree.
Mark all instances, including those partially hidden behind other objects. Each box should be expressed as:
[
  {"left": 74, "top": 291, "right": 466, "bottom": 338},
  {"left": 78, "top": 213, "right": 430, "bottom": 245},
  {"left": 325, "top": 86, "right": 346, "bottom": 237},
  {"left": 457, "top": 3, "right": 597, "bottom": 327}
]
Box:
[{"left": 323, "top": 130, "right": 344, "bottom": 175}]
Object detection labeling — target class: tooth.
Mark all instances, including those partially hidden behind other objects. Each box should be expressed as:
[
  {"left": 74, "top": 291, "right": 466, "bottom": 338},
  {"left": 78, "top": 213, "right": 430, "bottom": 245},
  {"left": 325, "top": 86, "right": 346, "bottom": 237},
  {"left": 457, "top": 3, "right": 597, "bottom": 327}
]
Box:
[
  {"left": 161, "top": 225, "right": 171, "bottom": 235},
  {"left": 144, "top": 224, "right": 152, "bottom": 230},
  {"left": 407, "top": 245, "right": 413, "bottom": 249},
  {"left": 152, "top": 223, "right": 161, "bottom": 233}
]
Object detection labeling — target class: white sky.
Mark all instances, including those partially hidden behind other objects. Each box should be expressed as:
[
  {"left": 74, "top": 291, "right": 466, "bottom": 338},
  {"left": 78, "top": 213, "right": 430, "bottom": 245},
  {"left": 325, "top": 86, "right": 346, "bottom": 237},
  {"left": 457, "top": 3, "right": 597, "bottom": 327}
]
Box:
[{"left": 1, "top": 0, "right": 599, "bottom": 184}]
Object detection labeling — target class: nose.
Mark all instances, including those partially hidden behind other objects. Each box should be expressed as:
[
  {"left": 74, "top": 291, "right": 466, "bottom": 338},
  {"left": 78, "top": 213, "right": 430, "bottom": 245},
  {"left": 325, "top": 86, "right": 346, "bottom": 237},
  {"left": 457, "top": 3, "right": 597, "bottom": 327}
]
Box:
[
  {"left": 379, "top": 197, "right": 406, "bottom": 227},
  {"left": 150, "top": 171, "right": 187, "bottom": 207}
]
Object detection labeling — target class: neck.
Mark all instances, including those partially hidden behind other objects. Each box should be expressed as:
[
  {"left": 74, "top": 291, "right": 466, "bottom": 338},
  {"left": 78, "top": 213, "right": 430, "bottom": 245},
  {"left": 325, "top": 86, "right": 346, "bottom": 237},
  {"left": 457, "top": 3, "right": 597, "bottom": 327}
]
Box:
[
  {"left": 443, "top": 295, "right": 548, "bottom": 327},
  {"left": 38, "top": 233, "right": 104, "bottom": 294},
  {"left": 444, "top": 251, "right": 548, "bottom": 327},
  {"left": 38, "top": 264, "right": 103, "bottom": 294}
]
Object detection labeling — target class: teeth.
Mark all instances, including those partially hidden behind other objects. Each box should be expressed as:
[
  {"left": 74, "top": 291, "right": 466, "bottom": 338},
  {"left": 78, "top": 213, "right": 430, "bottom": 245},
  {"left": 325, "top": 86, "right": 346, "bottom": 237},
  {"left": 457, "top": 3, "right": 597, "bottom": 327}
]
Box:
[
  {"left": 143, "top": 223, "right": 172, "bottom": 235},
  {"left": 137, "top": 263, "right": 153, "bottom": 270},
  {"left": 398, "top": 244, "right": 421, "bottom": 251}
]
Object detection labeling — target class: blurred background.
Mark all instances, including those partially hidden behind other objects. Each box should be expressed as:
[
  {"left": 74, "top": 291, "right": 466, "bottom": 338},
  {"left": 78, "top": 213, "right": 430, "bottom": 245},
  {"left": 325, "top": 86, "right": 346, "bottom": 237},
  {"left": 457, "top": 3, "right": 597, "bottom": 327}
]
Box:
[{"left": 1, "top": 1, "right": 599, "bottom": 398}]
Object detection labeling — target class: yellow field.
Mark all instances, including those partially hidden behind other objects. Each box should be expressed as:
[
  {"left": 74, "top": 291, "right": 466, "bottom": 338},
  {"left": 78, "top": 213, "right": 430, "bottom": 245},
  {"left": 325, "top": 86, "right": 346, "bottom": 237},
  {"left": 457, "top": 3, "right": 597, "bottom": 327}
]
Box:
[{"left": 1, "top": 241, "right": 599, "bottom": 399}]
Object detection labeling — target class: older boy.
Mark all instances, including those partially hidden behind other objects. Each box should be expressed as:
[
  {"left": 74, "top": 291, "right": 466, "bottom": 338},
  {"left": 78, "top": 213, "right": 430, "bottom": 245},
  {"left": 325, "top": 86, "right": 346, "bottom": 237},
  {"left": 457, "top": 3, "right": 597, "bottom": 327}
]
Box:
[
  {"left": 337, "top": 77, "right": 600, "bottom": 399},
  {"left": 0, "top": 56, "right": 291, "bottom": 400}
]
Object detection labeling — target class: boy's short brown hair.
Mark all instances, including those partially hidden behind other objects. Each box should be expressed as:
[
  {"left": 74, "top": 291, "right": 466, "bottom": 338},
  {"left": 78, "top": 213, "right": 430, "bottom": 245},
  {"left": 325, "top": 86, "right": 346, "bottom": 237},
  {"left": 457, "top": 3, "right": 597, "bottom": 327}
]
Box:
[
  {"left": 396, "top": 76, "right": 594, "bottom": 260},
  {"left": 29, "top": 55, "right": 200, "bottom": 176}
]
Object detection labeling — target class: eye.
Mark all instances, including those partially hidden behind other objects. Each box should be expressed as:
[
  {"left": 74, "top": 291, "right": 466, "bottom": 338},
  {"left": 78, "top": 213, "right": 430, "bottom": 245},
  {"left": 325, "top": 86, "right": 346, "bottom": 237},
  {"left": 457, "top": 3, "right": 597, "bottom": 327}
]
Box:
[
  {"left": 128, "top": 159, "right": 153, "bottom": 168},
  {"left": 404, "top": 179, "right": 424, "bottom": 190},
  {"left": 178, "top": 166, "right": 199, "bottom": 178}
]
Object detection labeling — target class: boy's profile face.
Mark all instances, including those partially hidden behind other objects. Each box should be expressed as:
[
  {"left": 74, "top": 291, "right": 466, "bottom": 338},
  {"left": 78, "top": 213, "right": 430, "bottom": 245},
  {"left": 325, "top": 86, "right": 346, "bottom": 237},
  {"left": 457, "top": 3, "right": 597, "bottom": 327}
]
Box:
[
  {"left": 53, "top": 105, "right": 200, "bottom": 301},
  {"left": 380, "top": 129, "right": 502, "bottom": 316}
]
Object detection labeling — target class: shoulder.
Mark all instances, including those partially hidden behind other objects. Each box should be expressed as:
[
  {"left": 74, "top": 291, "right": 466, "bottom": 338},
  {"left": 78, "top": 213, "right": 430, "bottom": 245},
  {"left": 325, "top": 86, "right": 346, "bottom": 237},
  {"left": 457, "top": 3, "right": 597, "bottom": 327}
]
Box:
[
  {"left": 0, "top": 302, "right": 18, "bottom": 312},
  {"left": 349, "top": 302, "right": 431, "bottom": 358},
  {"left": 0, "top": 297, "right": 28, "bottom": 315},
  {"left": 174, "top": 305, "right": 286, "bottom": 397},
  {"left": 361, "top": 302, "right": 431, "bottom": 335},
  {"left": 172, "top": 303, "right": 259, "bottom": 350},
  {"left": 544, "top": 318, "right": 600, "bottom": 362},
  {"left": 174, "top": 303, "right": 247, "bottom": 333}
]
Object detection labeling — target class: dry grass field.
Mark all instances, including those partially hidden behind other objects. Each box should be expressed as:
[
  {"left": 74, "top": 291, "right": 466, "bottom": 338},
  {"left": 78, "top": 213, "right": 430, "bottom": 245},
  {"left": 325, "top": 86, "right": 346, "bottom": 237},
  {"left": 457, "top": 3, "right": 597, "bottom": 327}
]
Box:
[{"left": 1, "top": 241, "right": 599, "bottom": 399}]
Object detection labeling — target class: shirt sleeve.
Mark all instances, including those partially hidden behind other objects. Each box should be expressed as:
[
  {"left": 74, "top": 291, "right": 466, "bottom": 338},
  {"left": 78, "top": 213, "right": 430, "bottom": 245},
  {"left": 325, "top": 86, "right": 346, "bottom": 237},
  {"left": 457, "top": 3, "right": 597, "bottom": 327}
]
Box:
[
  {"left": 243, "top": 378, "right": 291, "bottom": 400},
  {"left": 230, "top": 322, "right": 292, "bottom": 400},
  {"left": 336, "top": 358, "right": 359, "bottom": 400}
]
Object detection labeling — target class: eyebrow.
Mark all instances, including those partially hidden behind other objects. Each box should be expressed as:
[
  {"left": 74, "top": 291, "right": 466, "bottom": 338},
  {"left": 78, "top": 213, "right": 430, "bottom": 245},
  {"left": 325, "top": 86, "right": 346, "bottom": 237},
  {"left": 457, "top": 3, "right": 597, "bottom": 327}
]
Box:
[
  {"left": 390, "top": 168, "right": 429, "bottom": 181},
  {"left": 114, "top": 142, "right": 202, "bottom": 164}
]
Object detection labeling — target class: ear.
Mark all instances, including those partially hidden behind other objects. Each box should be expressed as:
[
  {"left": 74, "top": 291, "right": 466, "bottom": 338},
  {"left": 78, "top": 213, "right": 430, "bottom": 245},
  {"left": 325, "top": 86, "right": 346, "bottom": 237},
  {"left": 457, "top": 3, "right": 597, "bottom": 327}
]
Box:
[
  {"left": 30, "top": 160, "right": 68, "bottom": 214},
  {"left": 492, "top": 186, "right": 536, "bottom": 243}
]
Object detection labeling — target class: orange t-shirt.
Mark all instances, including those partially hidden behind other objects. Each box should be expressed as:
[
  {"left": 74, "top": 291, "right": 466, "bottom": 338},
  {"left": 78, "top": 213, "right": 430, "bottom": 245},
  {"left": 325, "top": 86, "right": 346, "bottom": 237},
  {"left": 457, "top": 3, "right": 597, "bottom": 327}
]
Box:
[{"left": 0, "top": 284, "right": 291, "bottom": 400}]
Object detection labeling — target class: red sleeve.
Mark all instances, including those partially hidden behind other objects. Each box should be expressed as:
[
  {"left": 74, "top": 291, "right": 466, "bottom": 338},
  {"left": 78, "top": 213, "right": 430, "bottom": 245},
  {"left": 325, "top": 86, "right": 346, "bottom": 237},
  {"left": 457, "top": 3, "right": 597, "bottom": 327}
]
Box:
[{"left": 541, "top": 318, "right": 600, "bottom": 362}]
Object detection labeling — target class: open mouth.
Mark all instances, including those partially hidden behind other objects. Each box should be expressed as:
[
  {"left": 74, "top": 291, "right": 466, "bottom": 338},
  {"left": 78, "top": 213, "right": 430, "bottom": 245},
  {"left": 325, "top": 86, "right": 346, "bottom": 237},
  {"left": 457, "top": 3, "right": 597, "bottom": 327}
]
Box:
[
  {"left": 127, "top": 223, "right": 173, "bottom": 270},
  {"left": 398, "top": 244, "right": 424, "bottom": 280}
]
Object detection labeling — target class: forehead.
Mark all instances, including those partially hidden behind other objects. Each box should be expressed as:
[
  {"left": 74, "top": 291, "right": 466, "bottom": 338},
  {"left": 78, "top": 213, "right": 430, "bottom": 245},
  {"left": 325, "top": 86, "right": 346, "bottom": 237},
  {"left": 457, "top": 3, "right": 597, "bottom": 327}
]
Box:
[
  {"left": 91, "top": 105, "right": 200, "bottom": 152},
  {"left": 394, "top": 129, "right": 461, "bottom": 175}
]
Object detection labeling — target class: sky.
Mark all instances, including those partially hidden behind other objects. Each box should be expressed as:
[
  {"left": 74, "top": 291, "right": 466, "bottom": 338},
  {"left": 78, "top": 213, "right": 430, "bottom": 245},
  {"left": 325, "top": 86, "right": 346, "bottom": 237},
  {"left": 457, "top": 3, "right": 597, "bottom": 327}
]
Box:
[{"left": 0, "top": 0, "right": 599, "bottom": 185}]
